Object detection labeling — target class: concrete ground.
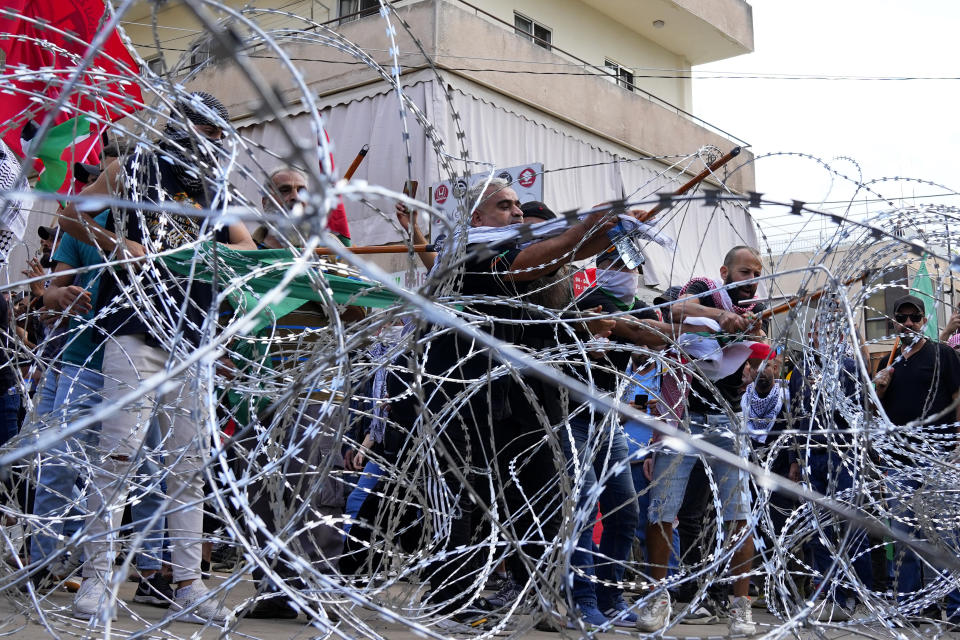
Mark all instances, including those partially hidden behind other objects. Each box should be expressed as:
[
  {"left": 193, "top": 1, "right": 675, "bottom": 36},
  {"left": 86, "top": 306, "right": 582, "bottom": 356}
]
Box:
[{"left": 0, "top": 573, "right": 957, "bottom": 639}]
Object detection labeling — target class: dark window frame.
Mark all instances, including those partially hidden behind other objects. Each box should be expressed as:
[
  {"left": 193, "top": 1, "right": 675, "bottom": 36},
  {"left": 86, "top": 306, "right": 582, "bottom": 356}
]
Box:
[
  {"left": 605, "top": 58, "right": 635, "bottom": 92},
  {"left": 514, "top": 12, "right": 552, "bottom": 50},
  {"left": 339, "top": 0, "right": 379, "bottom": 23}
]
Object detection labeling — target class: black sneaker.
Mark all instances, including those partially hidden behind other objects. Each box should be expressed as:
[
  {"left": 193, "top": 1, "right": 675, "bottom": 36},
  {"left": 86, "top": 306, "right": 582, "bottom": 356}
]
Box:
[
  {"left": 480, "top": 577, "right": 523, "bottom": 610},
  {"left": 132, "top": 572, "right": 174, "bottom": 607},
  {"left": 678, "top": 598, "right": 720, "bottom": 625},
  {"left": 485, "top": 572, "right": 509, "bottom": 592},
  {"left": 20, "top": 568, "right": 55, "bottom": 593},
  {"left": 210, "top": 546, "right": 241, "bottom": 572},
  {"left": 242, "top": 595, "right": 299, "bottom": 620}
]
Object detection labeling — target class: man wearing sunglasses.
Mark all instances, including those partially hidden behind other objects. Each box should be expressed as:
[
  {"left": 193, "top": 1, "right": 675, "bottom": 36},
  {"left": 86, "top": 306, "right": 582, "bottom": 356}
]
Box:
[{"left": 873, "top": 294, "right": 960, "bottom": 624}]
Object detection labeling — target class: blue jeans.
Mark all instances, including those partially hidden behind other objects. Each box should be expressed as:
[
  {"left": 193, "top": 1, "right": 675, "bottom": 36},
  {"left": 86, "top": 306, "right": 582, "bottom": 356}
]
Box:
[
  {"left": 563, "top": 418, "right": 638, "bottom": 610},
  {"left": 631, "top": 462, "right": 680, "bottom": 572},
  {"left": 648, "top": 415, "right": 749, "bottom": 524},
  {"left": 805, "top": 451, "right": 873, "bottom": 606},
  {"left": 344, "top": 459, "right": 382, "bottom": 535},
  {"left": 0, "top": 387, "right": 20, "bottom": 446},
  {"left": 30, "top": 364, "right": 165, "bottom": 571},
  {"left": 885, "top": 469, "right": 960, "bottom": 617},
  {"left": 35, "top": 368, "right": 59, "bottom": 417}
]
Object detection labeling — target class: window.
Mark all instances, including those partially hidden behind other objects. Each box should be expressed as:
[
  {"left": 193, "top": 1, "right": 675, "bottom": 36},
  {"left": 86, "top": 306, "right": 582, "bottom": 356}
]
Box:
[
  {"left": 144, "top": 55, "right": 165, "bottom": 76},
  {"left": 863, "top": 265, "right": 908, "bottom": 341},
  {"left": 605, "top": 59, "right": 635, "bottom": 92},
  {"left": 339, "top": 0, "right": 379, "bottom": 23},
  {"left": 188, "top": 40, "right": 210, "bottom": 70},
  {"left": 514, "top": 12, "right": 551, "bottom": 50}
]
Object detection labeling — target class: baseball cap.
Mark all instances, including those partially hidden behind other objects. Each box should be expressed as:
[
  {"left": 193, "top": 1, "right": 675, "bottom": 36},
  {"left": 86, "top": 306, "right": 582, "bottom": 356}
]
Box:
[
  {"left": 520, "top": 201, "right": 556, "bottom": 222},
  {"left": 37, "top": 225, "right": 58, "bottom": 241},
  {"left": 893, "top": 295, "right": 925, "bottom": 315}
]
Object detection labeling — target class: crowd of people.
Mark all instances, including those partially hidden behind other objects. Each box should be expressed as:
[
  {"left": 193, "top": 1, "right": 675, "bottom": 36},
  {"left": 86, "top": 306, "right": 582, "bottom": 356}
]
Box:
[{"left": 1, "top": 91, "right": 959, "bottom": 636}]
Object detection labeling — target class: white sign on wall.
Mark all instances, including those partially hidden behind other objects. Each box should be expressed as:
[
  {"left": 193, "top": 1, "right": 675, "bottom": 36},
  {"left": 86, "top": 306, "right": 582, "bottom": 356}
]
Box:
[{"left": 430, "top": 163, "right": 544, "bottom": 218}]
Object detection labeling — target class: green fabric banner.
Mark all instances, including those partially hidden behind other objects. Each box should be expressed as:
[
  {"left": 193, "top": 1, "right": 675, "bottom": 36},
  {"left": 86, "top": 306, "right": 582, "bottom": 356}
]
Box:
[
  {"left": 911, "top": 257, "right": 939, "bottom": 341},
  {"left": 161, "top": 242, "right": 400, "bottom": 332}
]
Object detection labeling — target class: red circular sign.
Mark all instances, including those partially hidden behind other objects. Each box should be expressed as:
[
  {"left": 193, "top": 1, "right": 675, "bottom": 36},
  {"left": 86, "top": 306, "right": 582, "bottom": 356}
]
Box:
[
  {"left": 435, "top": 183, "right": 449, "bottom": 204},
  {"left": 518, "top": 167, "right": 536, "bottom": 188}
]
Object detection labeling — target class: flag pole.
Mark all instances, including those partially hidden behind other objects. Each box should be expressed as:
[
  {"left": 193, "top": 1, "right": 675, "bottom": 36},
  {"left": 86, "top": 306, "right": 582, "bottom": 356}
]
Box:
[
  {"left": 316, "top": 244, "right": 434, "bottom": 256},
  {"left": 342, "top": 144, "right": 369, "bottom": 181},
  {"left": 637, "top": 147, "right": 741, "bottom": 223}
]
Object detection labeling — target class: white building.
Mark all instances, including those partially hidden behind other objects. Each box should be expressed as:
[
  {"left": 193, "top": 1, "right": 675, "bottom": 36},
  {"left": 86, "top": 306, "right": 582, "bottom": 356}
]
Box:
[{"left": 121, "top": 0, "right": 758, "bottom": 286}]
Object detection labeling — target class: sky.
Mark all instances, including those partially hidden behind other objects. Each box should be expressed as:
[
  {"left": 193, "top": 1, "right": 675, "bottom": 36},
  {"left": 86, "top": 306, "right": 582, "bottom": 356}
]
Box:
[{"left": 691, "top": 0, "right": 960, "bottom": 244}]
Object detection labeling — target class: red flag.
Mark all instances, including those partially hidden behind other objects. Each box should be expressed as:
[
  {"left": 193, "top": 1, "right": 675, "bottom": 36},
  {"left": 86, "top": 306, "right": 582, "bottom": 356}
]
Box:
[
  {"left": 0, "top": 0, "right": 143, "bottom": 190},
  {"left": 320, "top": 127, "right": 351, "bottom": 244}
]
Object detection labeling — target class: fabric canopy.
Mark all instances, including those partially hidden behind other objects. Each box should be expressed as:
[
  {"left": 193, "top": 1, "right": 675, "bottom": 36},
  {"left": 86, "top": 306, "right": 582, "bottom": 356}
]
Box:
[{"left": 161, "top": 243, "right": 400, "bottom": 333}]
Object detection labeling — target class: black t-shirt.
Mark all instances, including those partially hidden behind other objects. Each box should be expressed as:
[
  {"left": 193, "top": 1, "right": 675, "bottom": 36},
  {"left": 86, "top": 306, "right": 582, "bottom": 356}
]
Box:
[
  {"left": 96, "top": 152, "right": 229, "bottom": 348},
  {"left": 682, "top": 279, "right": 766, "bottom": 416},
  {"left": 881, "top": 339, "right": 960, "bottom": 427},
  {"left": 414, "top": 246, "right": 529, "bottom": 423},
  {"left": 0, "top": 294, "right": 16, "bottom": 390}
]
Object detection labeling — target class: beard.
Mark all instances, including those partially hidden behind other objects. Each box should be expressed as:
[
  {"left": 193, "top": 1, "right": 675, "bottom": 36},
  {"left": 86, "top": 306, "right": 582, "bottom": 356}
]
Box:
[{"left": 724, "top": 275, "right": 755, "bottom": 305}]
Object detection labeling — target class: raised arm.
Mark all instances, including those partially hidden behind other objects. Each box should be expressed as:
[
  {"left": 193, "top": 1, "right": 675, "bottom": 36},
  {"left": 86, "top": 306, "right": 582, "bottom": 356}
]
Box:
[
  {"left": 58, "top": 161, "right": 144, "bottom": 257},
  {"left": 225, "top": 222, "right": 257, "bottom": 251},
  {"left": 507, "top": 211, "right": 615, "bottom": 282},
  {"left": 396, "top": 203, "right": 436, "bottom": 270}
]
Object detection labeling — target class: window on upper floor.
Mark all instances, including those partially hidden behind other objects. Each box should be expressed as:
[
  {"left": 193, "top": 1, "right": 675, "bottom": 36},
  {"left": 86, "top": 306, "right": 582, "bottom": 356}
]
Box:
[
  {"left": 339, "top": 0, "right": 379, "bottom": 23},
  {"left": 605, "top": 59, "right": 635, "bottom": 92},
  {"left": 143, "top": 54, "right": 165, "bottom": 76},
  {"left": 188, "top": 39, "right": 210, "bottom": 70},
  {"left": 514, "top": 12, "right": 551, "bottom": 51}
]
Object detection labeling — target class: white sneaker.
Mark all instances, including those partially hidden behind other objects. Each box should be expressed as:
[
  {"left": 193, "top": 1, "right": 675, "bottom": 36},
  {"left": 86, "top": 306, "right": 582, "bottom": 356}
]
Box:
[
  {"left": 814, "top": 600, "right": 851, "bottom": 622},
  {"left": 72, "top": 577, "right": 117, "bottom": 621},
  {"left": 728, "top": 596, "right": 757, "bottom": 635},
  {"left": 636, "top": 591, "right": 671, "bottom": 632},
  {"left": 171, "top": 581, "right": 231, "bottom": 625}
]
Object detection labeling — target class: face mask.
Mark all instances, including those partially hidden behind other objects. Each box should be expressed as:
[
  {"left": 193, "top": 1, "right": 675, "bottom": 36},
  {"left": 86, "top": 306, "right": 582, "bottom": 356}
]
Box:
[
  {"left": 160, "top": 125, "right": 225, "bottom": 194},
  {"left": 595, "top": 269, "right": 638, "bottom": 304}
]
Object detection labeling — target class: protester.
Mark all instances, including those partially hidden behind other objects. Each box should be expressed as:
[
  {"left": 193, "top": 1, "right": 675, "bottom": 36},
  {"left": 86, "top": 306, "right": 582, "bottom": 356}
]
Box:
[
  {"left": 352, "top": 179, "right": 617, "bottom": 633},
  {"left": 240, "top": 167, "right": 359, "bottom": 620},
  {"left": 559, "top": 246, "right": 703, "bottom": 628},
  {"left": 58, "top": 91, "right": 255, "bottom": 624},
  {"left": 873, "top": 295, "right": 960, "bottom": 623},
  {"left": 789, "top": 320, "right": 874, "bottom": 621},
  {"left": 27, "top": 211, "right": 170, "bottom": 602},
  {"left": 637, "top": 246, "right": 764, "bottom": 635}
]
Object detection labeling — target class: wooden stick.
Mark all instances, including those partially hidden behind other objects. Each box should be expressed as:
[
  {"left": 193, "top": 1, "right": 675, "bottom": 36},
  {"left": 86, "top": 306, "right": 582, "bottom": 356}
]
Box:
[
  {"left": 316, "top": 244, "right": 434, "bottom": 256},
  {"left": 760, "top": 273, "right": 865, "bottom": 320},
  {"left": 637, "top": 146, "right": 741, "bottom": 223},
  {"left": 886, "top": 336, "right": 900, "bottom": 368},
  {"left": 342, "top": 144, "right": 369, "bottom": 181}
]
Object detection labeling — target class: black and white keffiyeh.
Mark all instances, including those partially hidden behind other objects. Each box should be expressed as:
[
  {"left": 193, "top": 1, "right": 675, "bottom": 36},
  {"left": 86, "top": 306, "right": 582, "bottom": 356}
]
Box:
[
  {"left": 159, "top": 91, "right": 229, "bottom": 195},
  {"left": 741, "top": 379, "right": 785, "bottom": 443},
  {"left": 0, "top": 139, "right": 30, "bottom": 264}
]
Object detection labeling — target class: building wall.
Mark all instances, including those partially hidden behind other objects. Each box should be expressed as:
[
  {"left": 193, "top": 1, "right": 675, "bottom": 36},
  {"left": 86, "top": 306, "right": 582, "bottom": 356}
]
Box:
[
  {"left": 120, "top": 0, "right": 335, "bottom": 72},
  {"left": 466, "top": 0, "right": 692, "bottom": 110}
]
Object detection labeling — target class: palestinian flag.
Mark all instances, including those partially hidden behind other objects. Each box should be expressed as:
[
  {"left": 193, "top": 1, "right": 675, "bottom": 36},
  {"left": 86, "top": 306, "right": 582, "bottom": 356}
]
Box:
[
  {"left": 0, "top": 0, "right": 143, "bottom": 190},
  {"left": 21, "top": 116, "right": 100, "bottom": 193}
]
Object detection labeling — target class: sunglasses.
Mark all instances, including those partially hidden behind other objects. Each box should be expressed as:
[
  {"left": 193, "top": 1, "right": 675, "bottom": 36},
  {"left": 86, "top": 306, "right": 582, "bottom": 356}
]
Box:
[{"left": 895, "top": 313, "right": 924, "bottom": 323}]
